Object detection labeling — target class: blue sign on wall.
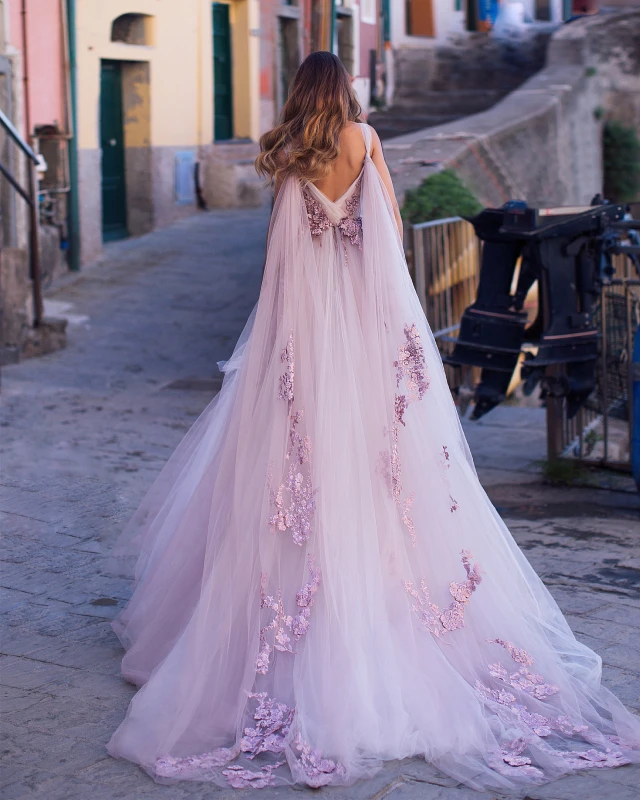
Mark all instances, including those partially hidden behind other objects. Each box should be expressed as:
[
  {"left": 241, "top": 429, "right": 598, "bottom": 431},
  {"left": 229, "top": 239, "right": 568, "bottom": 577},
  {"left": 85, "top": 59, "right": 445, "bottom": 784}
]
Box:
[{"left": 478, "top": 0, "right": 500, "bottom": 25}]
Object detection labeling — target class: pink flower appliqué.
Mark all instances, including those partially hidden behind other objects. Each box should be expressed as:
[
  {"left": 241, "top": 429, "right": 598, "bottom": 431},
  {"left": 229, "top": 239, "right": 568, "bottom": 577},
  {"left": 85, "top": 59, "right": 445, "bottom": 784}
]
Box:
[
  {"left": 394, "top": 323, "right": 430, "bottom": 402},
  {"left": 269, "top": 465, "right": 316, "bottom": 546},
  {"left": 292, "top": 733, "right": 347, "bottom": 787},
  {"left": 404, "top": 550, "right": 482, "bottom": 637},
  {"left": 302, "top": 179, "right": 363, "bottom": 250},
  {"left": 277, "top": 331, "right": 295, "bottom": 410},
  {"left": 269, "top": 409, "right": 316, "bottom": 546},
  {"left": 256, "top": 555, "right": 322, "bottom": 674},
  {"left": 380, "top": 323, "right": 431, "bottom": 545}
]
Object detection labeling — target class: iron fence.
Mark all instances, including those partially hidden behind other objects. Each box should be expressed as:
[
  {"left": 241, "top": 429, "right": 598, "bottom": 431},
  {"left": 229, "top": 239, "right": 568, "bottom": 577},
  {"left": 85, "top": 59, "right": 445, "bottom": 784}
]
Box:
[
  {"left": 407, "top": 217, "right": 481, "bottom": 396},
  {"left": 546, "top": 253, "right": 639, "bottom": 472}
]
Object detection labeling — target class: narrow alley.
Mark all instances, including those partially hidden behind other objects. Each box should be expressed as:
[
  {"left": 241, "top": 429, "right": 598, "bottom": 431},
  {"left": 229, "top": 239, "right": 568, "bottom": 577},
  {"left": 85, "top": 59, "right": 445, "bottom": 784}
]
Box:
[{"left": 1, "top": 206, "right": 639, "bottom": 800}]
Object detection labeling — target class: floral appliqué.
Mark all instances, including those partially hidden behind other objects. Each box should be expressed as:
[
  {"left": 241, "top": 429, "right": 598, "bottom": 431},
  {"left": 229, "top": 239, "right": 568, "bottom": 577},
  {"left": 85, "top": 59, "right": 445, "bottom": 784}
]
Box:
[
  {"left": 278, "top": 331, "right": 295, "bottom": 410},
  {"left": 223, "top": 762, "right": 284, "bottom": 789},
  {"left": 404, "top": 550, "right": 482, "bottom": 636},
  {"left": 380, "top": 324, "right": 431, "bottom": 545},
  {"left": 476, "top": 639, "right": 630, "bottom": 778},
  {"left": 240, "top": 692, "right": 295, "bottom": 758},
  {"left": 292, "top": 733, "right": 347, "bottom": 787},
  {"left": 155, "top": 747, "right": 238, "bottom": 779},
  {"left": 256, "top": 554, "right": 322, "bottom": 674},
  {"left": 440, "top": 445, "right": 459, "bottom": 513},
  {"left": 394, "top": 323, "right": 430, "bottom": 402},
  {"left": 302, "top": 180, "right": 363, "bottom": 250},
  {"left": 271, "top": 334, "right": 317, "bottom": 546},
  {"left": 156, "top": 692, "right": 346, "bottom": 788},
  {"left": 286, "top": 409, "right": 311, "bottom": 465}
]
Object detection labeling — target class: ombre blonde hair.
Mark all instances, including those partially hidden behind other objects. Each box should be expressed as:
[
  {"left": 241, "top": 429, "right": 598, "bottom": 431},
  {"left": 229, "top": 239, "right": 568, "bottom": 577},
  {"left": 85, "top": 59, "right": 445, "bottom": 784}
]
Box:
[{"left": 255, "top": 52, "right": 363, "bottom": 184}]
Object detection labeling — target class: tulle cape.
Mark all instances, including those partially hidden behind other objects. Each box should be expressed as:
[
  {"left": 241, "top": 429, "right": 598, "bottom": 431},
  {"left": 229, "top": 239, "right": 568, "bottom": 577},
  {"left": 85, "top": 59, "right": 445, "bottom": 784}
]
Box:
[{"left": 106, "top": 124, "right": 640, "bottom": 792}]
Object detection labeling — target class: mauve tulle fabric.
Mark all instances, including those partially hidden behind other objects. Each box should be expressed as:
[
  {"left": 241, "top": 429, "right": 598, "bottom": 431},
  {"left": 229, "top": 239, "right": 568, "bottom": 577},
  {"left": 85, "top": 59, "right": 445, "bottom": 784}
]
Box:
[{"left": 106, "top": 124, "right": 640, "bottom": 793}]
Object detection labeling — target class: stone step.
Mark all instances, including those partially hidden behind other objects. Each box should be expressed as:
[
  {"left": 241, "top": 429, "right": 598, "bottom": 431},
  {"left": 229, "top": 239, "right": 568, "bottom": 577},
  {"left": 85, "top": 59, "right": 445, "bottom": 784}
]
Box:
[
  {"left": 368, "top": 112, "right": 461, "bottom": 140},
  {"left": 391, "top": 89, "right": 502, "bottom": 114}
]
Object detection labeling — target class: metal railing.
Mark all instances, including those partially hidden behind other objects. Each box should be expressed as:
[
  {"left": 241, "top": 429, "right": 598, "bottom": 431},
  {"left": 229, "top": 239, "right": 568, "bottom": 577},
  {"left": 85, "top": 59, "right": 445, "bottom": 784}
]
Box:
[
  {"left": 0, "top": 106, "right": 43, "bottom": 326},
  {"left": 407, "top": 216, "right": 481, "bottom": 392},
  {"left": 547, "top": 252, "right": 639, "bottom": 472}
]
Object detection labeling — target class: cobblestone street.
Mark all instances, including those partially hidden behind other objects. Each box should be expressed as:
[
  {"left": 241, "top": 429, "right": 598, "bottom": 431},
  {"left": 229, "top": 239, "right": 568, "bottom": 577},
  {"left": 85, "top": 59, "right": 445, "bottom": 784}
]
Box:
[{"left": 1, "top": 206, "right": 639, "bottom": 800}]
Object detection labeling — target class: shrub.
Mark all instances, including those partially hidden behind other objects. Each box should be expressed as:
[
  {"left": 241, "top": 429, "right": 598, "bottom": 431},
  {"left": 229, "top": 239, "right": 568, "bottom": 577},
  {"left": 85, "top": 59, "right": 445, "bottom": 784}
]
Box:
[
  {"left": 603, "top": 120, "right": 640, "bottom": 203},
  {"left": 401, "top": 169, "right": 483, "bottom": 224}
]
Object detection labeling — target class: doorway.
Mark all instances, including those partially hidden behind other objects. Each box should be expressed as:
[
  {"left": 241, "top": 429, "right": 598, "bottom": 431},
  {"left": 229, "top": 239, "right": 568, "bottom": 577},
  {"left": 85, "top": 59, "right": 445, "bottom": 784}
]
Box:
[
  {"left": 100, "top": 61, "right": 128, "bottom": 241},
  {"left": 213, "top": 2, "right": 233, "bottom": 140},
  {"left": 278, "top": 16, "right": 300, "bottom": 112},
  {"left": 406, "top": 0, "right": 435, "bottom": 37}
]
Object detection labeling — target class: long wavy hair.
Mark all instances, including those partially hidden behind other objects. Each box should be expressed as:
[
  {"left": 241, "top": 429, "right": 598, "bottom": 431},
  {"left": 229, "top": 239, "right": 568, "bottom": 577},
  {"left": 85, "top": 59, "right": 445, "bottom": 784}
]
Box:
[{"left": 255, "top": 51, "right": 363, "bottom": 184}]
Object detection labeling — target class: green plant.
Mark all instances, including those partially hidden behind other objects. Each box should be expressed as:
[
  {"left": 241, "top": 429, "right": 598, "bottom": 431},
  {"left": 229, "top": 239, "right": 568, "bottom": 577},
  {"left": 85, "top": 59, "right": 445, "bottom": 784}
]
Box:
[
  {"left": 603, "top": 120, "right": 640, "bottom": 203},
  {"left": 540, "top": 459, "right": 588, "bottom": 486},
  {"left": 584, "top": 66, "right": 597, "bottom": 77},
  {"left": 593, "top": 105, "right": 604, "bottom": 121},
  {"left": 401, "top": 169, "right": 483, "bottom": 224}
]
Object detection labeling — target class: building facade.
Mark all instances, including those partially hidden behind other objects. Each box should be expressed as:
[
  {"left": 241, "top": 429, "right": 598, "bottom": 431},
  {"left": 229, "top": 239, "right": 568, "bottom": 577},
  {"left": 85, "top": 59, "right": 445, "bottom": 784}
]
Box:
[
  {"left": 388, "top": 0, "right": 566, "bottom": 49},
  {"left": 1, "top": 0, "right": 71, "bottom": 361},
  {"left": 1, "top": 0, "right": 69, "bottom": 255},
  {"left": 2, "top": 1, "right": 383, "bottom": 276},
  {"left": 256, "top": 1, "right": 381, "bottom": 135},
  {"left": 74, "top": 0, "right": 217, "bottom": 264}
]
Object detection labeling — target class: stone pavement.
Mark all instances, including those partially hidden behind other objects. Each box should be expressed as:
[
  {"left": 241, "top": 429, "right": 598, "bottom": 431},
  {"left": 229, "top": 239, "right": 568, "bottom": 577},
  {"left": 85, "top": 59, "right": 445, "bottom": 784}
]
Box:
[{"left": 1, "top": 205, "right": 639, "bottom": 800}]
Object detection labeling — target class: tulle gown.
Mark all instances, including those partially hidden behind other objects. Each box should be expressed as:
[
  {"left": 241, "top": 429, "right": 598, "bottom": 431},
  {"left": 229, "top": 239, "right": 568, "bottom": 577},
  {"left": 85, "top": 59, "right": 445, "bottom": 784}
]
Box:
[{"left": 107, "top": 123, "right": 640, "bottom": 792}]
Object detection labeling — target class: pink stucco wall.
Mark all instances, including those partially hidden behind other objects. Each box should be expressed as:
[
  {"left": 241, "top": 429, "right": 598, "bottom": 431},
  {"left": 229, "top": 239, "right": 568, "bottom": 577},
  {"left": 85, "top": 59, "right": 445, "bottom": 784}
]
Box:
[
  {"left": 7, "top": 0, "right": 66, "bottom": 136},
  {"left": 359, "top": 17, "right": 378, "bottom": 81}
]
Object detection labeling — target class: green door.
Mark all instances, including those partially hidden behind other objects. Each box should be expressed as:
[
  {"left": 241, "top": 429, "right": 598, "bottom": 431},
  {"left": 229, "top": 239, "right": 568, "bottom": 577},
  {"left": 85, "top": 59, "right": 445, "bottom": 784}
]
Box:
[
  {"left": 100, "top": 60, "right": 128, "bottom": 241},
  {"left": 213, "top": 3, "right": 233, "bottom": 141}
]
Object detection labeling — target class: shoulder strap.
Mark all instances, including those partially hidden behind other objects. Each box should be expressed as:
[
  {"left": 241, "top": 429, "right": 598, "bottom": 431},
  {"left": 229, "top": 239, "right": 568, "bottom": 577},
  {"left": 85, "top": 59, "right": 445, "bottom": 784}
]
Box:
[{"left": 359, "top": 122, "right": 372, "bottom": 157}]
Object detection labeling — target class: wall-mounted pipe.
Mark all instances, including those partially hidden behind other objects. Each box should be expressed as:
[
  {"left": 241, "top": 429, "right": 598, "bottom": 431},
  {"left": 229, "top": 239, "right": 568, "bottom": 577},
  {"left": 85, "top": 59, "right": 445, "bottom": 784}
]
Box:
[
  {"left": 64, "top": 0, "right": 80, "bottom": 270},
  {"left": 20, "top": 0, "right": 31, "bottom": 139}
]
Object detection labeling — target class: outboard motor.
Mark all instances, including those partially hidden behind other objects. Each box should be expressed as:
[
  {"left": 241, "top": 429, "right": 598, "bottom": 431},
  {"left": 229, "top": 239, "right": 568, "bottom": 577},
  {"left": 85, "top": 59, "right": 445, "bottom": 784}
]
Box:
[{"left": 445, "top": 200, "right": 639, "bottom": 420}]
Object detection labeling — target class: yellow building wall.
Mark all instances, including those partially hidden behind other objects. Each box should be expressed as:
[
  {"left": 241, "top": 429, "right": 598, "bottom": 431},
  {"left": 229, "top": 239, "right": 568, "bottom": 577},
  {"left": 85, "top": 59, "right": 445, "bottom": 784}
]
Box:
[{"left": 75, "top": 0, "right": 215, "bottom": 150}]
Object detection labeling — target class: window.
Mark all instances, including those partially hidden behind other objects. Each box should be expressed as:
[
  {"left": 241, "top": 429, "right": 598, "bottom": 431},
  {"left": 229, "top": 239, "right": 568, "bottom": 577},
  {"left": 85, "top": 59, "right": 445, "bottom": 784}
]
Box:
[
  {"left": 405, "top": 0, "right": 434, "bottom": 37},
  {"left": 174, "top": 151, "right": 195, "bottom": 206},
  {"left": 111, "top": 14, "right": 154, "bottom": 46},
  {"left": 278, "top": 16, "right": 300, "bottom": 110},
  {"left": 361, "top": 0, "right": 377, "bottom": 24},
  {"left": 336, "top": 10, "right": 354, "bottom": 75}
]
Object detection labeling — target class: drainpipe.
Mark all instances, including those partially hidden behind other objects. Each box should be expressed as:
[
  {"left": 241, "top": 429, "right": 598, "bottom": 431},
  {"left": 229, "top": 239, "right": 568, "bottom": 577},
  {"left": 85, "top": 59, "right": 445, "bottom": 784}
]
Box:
[
  {"left": 20, "top": 0, "right": 31, "bottom": 139},
  {"left": 64, "top": 0, "right": 80, "bottom": 270},
  {"left": 330, "top": 0, "right": 336, "bottom": 54},
  {"left": 20, "top": 0, "right": 43, "bottom": 324}
]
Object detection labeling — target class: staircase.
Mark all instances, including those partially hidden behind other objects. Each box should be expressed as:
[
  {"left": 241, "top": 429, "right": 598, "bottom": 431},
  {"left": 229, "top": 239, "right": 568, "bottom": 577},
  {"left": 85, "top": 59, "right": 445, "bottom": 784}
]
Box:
[
  {"left": 369, "top": 90, "right": 502, "bottom": 140},
  {"left": 370, "top": 29, "right": 553, "bottom": 141}
]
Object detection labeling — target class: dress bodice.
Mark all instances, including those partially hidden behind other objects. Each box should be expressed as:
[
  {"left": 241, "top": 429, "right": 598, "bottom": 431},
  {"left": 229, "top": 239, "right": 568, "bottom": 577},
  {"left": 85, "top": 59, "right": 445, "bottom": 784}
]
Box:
[
  {"left": 302, "top": 174, "right": 364, "bottom": 249},
  {"left": 300, "top": 122, "right": 372, "bottom": 251}
]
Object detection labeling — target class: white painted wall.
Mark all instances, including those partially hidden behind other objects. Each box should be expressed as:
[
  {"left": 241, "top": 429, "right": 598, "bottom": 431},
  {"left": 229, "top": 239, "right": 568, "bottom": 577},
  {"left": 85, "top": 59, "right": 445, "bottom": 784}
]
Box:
[
  {"left": 390, "top": 0, "right": 465, "bottom": 45},
  {"left": 389, "top": 0, "right": 564, "bottom": 46}
]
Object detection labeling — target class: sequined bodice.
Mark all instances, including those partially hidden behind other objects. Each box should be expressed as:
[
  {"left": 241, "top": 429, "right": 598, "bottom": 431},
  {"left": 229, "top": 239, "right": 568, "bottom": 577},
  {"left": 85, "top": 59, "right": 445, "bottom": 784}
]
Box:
[{"left": 302, "top": 173, "right": 363, "bottom": 250}]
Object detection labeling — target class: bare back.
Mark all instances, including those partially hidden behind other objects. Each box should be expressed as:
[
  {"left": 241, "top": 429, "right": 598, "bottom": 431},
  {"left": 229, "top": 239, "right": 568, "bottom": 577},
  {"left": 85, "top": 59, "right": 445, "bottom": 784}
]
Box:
[{"left": 309, "top": 122, "right": 367, "bottom": 203}]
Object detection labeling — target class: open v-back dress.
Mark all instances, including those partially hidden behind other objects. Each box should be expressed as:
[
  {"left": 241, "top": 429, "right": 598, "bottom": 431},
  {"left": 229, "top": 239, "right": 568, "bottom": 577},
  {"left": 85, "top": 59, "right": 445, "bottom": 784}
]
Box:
[{"left": 107, "top": 123, "right": 640, "bottom": 792}]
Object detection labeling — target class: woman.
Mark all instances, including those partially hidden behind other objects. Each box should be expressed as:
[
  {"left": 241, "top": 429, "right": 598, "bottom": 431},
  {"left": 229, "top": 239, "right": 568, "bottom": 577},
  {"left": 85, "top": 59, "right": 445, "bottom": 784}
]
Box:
[{"left": 107, "top": 52, "right": 639, "bottom": 791}]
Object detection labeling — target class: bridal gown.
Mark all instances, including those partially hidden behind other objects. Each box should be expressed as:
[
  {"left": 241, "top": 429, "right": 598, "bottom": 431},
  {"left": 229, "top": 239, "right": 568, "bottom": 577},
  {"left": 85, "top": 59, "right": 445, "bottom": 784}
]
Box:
[{"left": 107, "top": 123, "right": 640, "bottom": 792}]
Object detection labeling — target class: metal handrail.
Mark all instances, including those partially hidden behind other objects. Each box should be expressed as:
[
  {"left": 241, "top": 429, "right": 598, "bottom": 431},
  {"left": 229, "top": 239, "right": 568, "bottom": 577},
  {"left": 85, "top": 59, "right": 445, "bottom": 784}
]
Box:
[
  {"left": 411, "top": 215, "right": 463, "bottom": 231},
  {"left": 0, "top": 105, "right": 43, "bottom": 326},
  {"left": 0, "top": 107, "right": 39, "bottom": 164}
]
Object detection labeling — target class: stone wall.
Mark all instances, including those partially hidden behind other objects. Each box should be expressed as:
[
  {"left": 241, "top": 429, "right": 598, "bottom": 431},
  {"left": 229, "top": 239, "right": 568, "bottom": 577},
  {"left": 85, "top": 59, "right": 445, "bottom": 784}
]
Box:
[
  {"left": 392, "top": 29, "right": 553, "bottom": 107},
  {"left": 0, "top": 248, "right": 31, "bottom": 364},
  {"left": 383, "top": 11, "right": 640, "bottom": 210},
  {"left": 77, "top": 143, "right": 216, "bottom": 266},
  {"left": 203, "top": 141, "right": 268, "bottom": 209}
]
